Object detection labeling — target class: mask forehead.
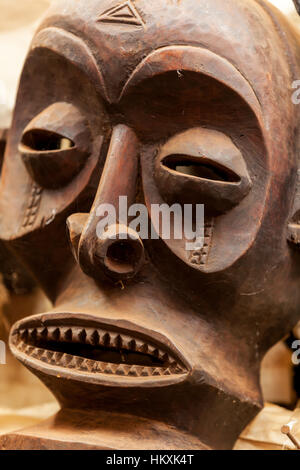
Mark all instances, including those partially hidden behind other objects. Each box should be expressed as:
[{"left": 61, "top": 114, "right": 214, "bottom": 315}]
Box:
[{"left": 43, "top": 0, "right": 295, "bottom": 109}]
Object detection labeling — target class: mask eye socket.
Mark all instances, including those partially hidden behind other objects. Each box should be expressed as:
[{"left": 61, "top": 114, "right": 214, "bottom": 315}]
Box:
[
  {"left": 161, "top": 154, "right": 241, "bottom": 183},
  {"left": 155, "top": 128, "right": 252, "bottom": 215},
  {"left": 19, "top": 102, "right": 91, "bottom": 190},
  {"left": 21, "top": 129, "right": 74, "bottom": 152}
]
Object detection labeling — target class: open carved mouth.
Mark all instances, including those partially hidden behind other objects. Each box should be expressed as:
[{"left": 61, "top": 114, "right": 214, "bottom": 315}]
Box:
[{"left": 10, "top": 317, "right": 187, "bottom": 382}]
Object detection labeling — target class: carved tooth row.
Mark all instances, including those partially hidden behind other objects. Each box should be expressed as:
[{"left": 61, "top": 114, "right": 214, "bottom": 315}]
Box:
[
  {"left": 15, "top": 341, "right": 184, "bottom": 377},
  {"left": 17, "top": 327, "right": 175, "bottom": 364}
]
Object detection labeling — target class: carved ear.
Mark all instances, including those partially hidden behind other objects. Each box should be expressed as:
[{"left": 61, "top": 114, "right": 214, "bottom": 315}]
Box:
[
  {"left": 288, "top": 170, "right": 300, "bottom": 246},
  {"left": 294, "top": 1, "right": 300, "bottom": 15},
  {"left": 0, "top": 128, "right": 8, "bottom": 171}
]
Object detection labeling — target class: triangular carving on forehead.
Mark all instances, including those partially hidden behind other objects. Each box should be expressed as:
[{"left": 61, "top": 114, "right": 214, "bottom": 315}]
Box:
[{"left": 97, "top": 1, "right": 145, "bottom": 27}]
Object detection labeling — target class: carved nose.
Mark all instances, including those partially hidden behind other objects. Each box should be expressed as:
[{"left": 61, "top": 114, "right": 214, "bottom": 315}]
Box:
[
  {"left": 67, "top": 216, "right": 144, "bottom": 280},
  {"left": 67, "top": 125, "right": 145, "bottom": 282},
  {"left": 93, "top": 223, "right": 144, "bottom": 280}
]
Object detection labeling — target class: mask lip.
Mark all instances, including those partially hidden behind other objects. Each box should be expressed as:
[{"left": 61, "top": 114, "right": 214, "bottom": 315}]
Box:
[{"left": 9, "top": 312, "right": 190, "bottom": 388}]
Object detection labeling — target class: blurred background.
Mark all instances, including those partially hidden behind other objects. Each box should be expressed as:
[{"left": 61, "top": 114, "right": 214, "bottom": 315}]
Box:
[{"left": 0, "top": 0, "right": 299, "bottom": 447}]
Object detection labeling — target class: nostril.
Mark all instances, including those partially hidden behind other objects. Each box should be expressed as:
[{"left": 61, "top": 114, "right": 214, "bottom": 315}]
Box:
[
  {"left": 94, "top": 224, "right": 145, "bottom": 280},
  {"left": 104, "top": 239, "right": 143, "bottom": 276}
]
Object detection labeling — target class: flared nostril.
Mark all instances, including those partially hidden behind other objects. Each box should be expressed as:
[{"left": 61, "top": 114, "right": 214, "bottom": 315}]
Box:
[{"left": 94, "top": 224, "right": 145, "bottom": 280}]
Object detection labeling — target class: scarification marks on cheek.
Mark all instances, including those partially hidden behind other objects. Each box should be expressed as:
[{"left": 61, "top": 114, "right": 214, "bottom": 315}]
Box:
[
  {"left": 190, "top": 217, "right": 214, "bottom": 266},
  {"left": 22, "top": 183, "right": 43, "bottom": 229}
]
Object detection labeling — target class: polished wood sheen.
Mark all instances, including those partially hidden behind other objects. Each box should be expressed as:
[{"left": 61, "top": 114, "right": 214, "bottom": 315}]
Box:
[{"left": 1, "top": 0, "right": 300, "bottom": 450}]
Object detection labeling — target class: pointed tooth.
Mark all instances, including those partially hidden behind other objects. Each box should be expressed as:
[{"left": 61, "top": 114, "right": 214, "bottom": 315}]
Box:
[
  {"left": 86, "top": 329, "right": 95, "bottom": 345},
  {"left": 91, "top": 330, "right": 100, "bottom": 346},
  {"left": 46, "top": 350, "right": 55, "bottom": 361},
  {"left": 28, "top": 328, "right": 37, "bottom": 341},
  {"left": 36, "top": 327, "right": 47, "bottom": 340},
  {"left": 31, "top": 347, "right": 41, "bottom": 359},
  {"left": 169, "top": 360, "right": 180, "bottom": 370},
  {"left": 71, "top": 328, "right": 84, "bottom": 343},
  {"left": 79, "top": 329, "right": 87, "bottom": 343},
  {"left": 152, "top": 368, "right": 162, "bottom": 376},
  {"left": 80, "top": 358, "right": 97, "bottom": 372},
  {"left": 79, "top": 359, "right": 88, "bottom": 371},
  {"left": 128, "top": 339, "right": 136, "bottom": 351},
  {"left": 52, "top": 328, "right": 60, "bottom": 341},
  {"left": 162, "top": 353, "right": 170, "bottom": 363},
  {"left": 118, "top": 335, "right": 129, "bottom": 350},
  {"left": 47, "top": 327, "right": 55, "bottom": 336},
  {"left": 53, "top": 352, "right": 64, "bottom": 363},
  {"left": 40, "top": 350, "right": 49, "bottom": 363},
  {"left": 169, "top": 362, "right": 179, "bottom": 373},
  {"left": 64, "top": 354, "right": 75, "bottom": 367},
  {"left": 116, "top": 364, "right": 125, "bottom": 376},
  {"left": 110, "top": 363, "right": 120, "bottom": 374},
  {"left": 75, "top": 357, "right": 84, "bottom": 368},
  {"left": 86, "top": 359, "right": 95, "bottom": 372},
  {"left": 163, "top": 368, "right": 172, "bottom": 376},
  {"left": 40, "top": 327, "right": 48, "bottom": 339},
  {"left": 128, "top": 366, "right": 139, "bottom": 377},
  {"left": 152, "top": 349, "right": 160, "bottom": 358},
  {"left": 135, "top": 366, "right": 144, "bottom": 377},
  {"left": 36, "top": 348, "right": 44, "bottom": 359},
  {"left": 135, "top": 339, "right": 144, "bottom": 352},
  {"left": 148, "top": 344, "right": 157, "bottom": 355},
  {"left": 87, "top": 359, "right": 96, "bottom": 372},
  {"left": 12, "top": 334, "right": 18, "bottom": 346},
  {"left": 20, "top": 329, "right": 29, "bottom": 341},
  {"left": 115, "top": 364, "right": 131, "bottom": 376},
  {"left": 35, "top": 327, "right": 43, "bottom": 339},
  {"left": 109, "top": 332, "right": 117, "bottom": 345},
  {"left": 68, "top": 357, "right": 77, "bottom": 368},
  {"left": 97, "top": 331, "right": 104, "bottom": 346},
  {"left": 158, "top": 349, "right": 166, "bottom": 360},
  {"left": 63, "top": 328, "right": 72, "bottom": 342},
  {"left": 47, "top": 327, "right": 58, "bottom": 340},
  {"left": 141, "top": 367, "right": 150, "bottom": 377},
  {"left": 94, "top": 362, "right": 105, "bottom": 373},
  {"left": 26, "top": 346, "right": 35, "bottom": 356},
  {"left": 72, "top": 328, "right": 87, "bottom": 343},
  {"left": 103, "top": 363, "right": 113, "bottom": 374},
  {"left": 103, "top": 333, "right": 111, "bottom": 347},
  {"left": 59, "top": 353, "right": 68, "bottom": 366},
  {"left": 18, "top": 341, "right": 25, "bottom": 351},
  {"left": 114, "top": 334, "right": 123, "bottom": 349},
  {"left": 139, "top": 343, "right": 148, "bottom": 354}
]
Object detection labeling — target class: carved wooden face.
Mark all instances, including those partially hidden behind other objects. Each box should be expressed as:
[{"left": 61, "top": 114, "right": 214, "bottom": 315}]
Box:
[{"left": 1, "top": 0, "right": 300, "bottom": 448}]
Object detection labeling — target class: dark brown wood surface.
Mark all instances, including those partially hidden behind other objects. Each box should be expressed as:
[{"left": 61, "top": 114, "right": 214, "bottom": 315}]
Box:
[{"left": 1, "top": 0, "right": 300, "bottom": 450}]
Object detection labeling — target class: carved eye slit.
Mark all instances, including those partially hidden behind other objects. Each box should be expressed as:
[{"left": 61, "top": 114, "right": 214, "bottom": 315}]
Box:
[
  {"left": 155, "top": 128, "right": 253, "bottom": 214},
  {"left": 19, "top": 102, "right": 92, "bottom": 190},
  {"left": 21, "top": 129, "right": 74, "bottom": 152},
  {"left": 162, "top": 154, "right": 241, "bottom": 183}
]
